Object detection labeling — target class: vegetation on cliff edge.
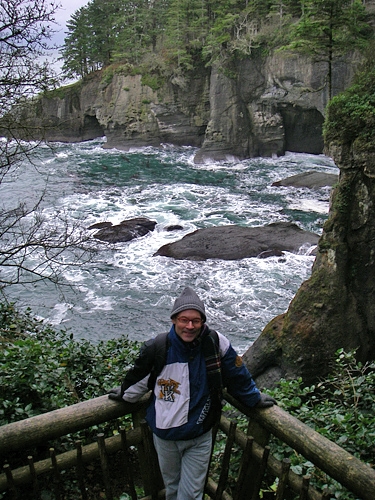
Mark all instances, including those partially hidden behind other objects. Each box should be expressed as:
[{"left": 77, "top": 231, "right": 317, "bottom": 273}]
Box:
[
  {"left": 324, "top": 58, "right": 375, "bottom": 149},
  {"left": 60, "top": 0, "right": 372, "bottom": 86}
]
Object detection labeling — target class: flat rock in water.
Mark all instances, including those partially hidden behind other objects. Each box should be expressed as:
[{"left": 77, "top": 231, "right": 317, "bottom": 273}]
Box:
[
  {"left": 272, "top": 170, "right": 338, "bottom": 188},
  {"left": 89, "top": 217, "right": 157, "bottom": 243},
  {"left": 153, "top": 222, "right": 319, "bottom": 260}
]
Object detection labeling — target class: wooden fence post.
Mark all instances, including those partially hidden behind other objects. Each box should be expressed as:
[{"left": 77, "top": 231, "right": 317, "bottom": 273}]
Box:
[
  {"left": 97, "top": 433, "right": 113, "bottom": 500},
  {"left": 299, "top": 475, "right": 310, "bottom": 500},
  {"left": 140, "top": 420, "right": 163, "bottom": 499},
  {"left": 3, "top": 465, "right": 17, "bottom": 500},
  {"left": 75, "top": 441, "right": 88, "bottom": 500},
  {"left": 275, "top": 458, "right": 291, "bottom": 500},
  {"left": 120, "top": 427, "right": 138, "bottom": 500},
  {"left": 49, "top": 448, "right": 62, "bottom": 500},
  {"left": 27, "top": 456, "right": 40, "bottom": 499},
  {"left": 250, "top": 445, "right": 270, "bottom": 500},
  {"left": 234, "top": 436, "right": 254, "bottom": 499},
  {"left": 215, "top": 421, "right": 237, "bottom": 499}
]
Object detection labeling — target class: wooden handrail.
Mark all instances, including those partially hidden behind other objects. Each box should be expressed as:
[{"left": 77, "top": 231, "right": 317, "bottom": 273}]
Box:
[
  {"left": 0, "top": 394, "right": 150, "bottom": 457},
  {"left": 1, "top": 391, "right": 375, "bottom": 500},
  {"left": 0, "top": 428, "right": 142, "bottom": 490}
]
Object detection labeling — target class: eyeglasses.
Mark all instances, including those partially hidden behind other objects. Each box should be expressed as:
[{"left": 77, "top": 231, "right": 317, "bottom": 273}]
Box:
[{"left": 176, "top": 316, "right": 203, "bottom": 326}]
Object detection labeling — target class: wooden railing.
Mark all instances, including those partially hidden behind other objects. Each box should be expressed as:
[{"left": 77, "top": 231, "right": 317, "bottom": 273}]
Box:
[{"left": 0, "top": 391, "right": 374, "bottom": 500}]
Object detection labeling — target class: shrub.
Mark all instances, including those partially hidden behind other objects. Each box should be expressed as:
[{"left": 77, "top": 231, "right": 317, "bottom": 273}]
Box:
[
  {"left": 210, "top": 349, "right": 375, "bottom": 499},
  {"left": 266, "top": 349, "right": 375, "bottom": 498},
  {"left": 324, "top": 66, "right": 375, "bottom": 149},
  {"left": 0, "top": 302, "right": 140, "bottom": 426}
]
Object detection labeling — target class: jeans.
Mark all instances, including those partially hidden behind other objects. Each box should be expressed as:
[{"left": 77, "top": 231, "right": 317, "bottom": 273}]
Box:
[{"left": 153, "top": 430, "right": 213, "bottom": 500}]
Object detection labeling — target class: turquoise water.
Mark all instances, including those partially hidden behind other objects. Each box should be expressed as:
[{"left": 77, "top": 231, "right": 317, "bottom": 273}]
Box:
[{"left": 2, "top": 139, "right": 337, "bottom": 352}]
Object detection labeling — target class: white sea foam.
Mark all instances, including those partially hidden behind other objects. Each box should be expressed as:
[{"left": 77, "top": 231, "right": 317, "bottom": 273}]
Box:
[
  {"left": 2, "top": 140, "right": 334, "bottom": 350},
  {"left": 48, "top": 303, "right": 74, "bottom": 325},
  {"left": 287, "top": 198, "right": 330, "bottom": 213}
]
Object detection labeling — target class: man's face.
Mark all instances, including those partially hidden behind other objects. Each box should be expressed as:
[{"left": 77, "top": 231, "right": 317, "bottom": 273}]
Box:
[{"left": 172, "top": 309, "right": 204, "bottom": 343}]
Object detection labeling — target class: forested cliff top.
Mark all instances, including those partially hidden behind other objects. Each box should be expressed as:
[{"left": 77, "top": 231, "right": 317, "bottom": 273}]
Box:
[
  {"left": 60, "top": 0, "right": 374, "bottom": 86},
  {"left": 11, "top": 0, "right": 375, "bottom": 163}
]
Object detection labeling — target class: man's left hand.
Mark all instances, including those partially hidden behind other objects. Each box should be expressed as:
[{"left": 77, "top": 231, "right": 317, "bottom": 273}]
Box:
[
  {"left": 108, "top": 386, "right": 123, "bottom": 401},
  {"left": 256, "top": 392, "right": 277, "bottom": 408}
]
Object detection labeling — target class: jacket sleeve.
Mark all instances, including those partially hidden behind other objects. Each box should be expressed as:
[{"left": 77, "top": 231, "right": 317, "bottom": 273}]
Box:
[
  {"left": 120, "top": 339, "right": 155, "bottom": 403},
  {"left": 221, "top": 344, "right": 261, "bottom": 408}
]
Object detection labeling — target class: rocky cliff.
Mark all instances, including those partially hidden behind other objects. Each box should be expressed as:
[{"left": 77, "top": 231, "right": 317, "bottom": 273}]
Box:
[
  {"left": 243, "top": 139, "right": 375, "bottom": 387},
  {"left": 16, "top": 52, "right": 355, "bottom": 163}
]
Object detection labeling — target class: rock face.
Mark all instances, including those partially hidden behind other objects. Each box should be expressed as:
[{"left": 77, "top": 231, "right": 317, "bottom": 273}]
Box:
[
  {"left": 243, "top": 142, "right": 375, "bottom": 388},
  {"left": 154, "top": 222, "right": 319, "bottom": 260},
  {"left": 14, "top": 52, "right": 355, "bottom": 162}
]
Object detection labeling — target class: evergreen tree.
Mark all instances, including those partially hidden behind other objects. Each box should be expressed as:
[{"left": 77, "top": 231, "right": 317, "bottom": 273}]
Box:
[
  {"left": 88, "top": 0, "right": 122, "bottom": 67},
  {"left": 281, "top": 0, "right": 372, "bottom": 99},
  {"left": 113, "top": 0, "right": 169, "bottom": 64},
  {"left": 61, "top": 0, "right": 127, "bottom": 79},
  {"left": 165, "top": 0, "right": 211, "bottom": 70},
  {"left": 59, "top": 0, "right": 373, "bottom": 84},
  {"left": 61, "top": 7, "right": 93, "bottom": 79}
]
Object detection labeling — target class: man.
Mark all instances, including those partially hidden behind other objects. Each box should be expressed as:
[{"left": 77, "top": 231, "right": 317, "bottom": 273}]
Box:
[{"left": 109, "top": 286, "right": 276, "bottom": 500}]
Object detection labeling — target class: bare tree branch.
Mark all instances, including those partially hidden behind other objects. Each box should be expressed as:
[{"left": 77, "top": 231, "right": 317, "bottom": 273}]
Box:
[{"left": 0, "top": 1, "right": 99, "bottom": 294}]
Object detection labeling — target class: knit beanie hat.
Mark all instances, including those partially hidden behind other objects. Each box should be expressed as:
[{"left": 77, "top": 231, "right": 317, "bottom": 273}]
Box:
[{"left": 170, "top": 287, "right": 206, "bottom": 321}]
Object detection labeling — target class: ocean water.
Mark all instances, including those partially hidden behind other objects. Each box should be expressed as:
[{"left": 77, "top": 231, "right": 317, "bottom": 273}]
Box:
[{"left": 1, "top": 138, "right": 337, "bottom": 353}]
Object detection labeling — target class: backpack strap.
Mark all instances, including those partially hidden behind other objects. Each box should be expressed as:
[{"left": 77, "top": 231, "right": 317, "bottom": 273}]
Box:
[
  {"left": 202, "top": 329, "right": 222, "bottom": 391},
  {"left": 202, "top": 329, "right": 223, "bottom": 431},
  {"left": 147, "top": 332, "right": 170, "bottom": 390}
]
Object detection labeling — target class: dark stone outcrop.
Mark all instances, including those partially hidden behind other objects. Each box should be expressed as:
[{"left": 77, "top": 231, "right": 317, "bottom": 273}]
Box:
[
  {"left": 243, "top": 143, "right": 375, "bottom": 388},
  {"left": 153, "top": 222, "right": 319, "bottom": 261},
  {"left": 272, "top": 171, "right": 338, "bottom": 189},
  {"left": 165, "top": 225, "right": 184, "bottom": 231},
  {"left": 89, "top": 217, "right": 157, "bottom": 243}
]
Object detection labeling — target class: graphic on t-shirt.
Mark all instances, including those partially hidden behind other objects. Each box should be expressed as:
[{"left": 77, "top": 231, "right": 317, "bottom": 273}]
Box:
[{"left": 157, "top": 378, "right": 181, "bottom": 402}]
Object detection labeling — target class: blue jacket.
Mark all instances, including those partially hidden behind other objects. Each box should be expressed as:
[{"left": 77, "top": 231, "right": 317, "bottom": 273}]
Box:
[{"left": 121, "top": 325, "right": 261, "bottom": 440}]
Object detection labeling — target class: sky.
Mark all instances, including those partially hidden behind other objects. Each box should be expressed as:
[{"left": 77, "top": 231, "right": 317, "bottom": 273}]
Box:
[
  {"left": 48, "top": 0, "right": 89, "bottom": 75},
  {"left": 53, "top": 0, "right": 89, "bottom": 48}
]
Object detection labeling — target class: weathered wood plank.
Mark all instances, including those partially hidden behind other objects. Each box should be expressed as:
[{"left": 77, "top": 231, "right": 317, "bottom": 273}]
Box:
[
  {"left": 75, "top": 441, "right": 88, "bottom": 500},
  {"left": 234, "top": 436, "right": 254, "bottom": 500},
  {"left": 250, "top": 445, "right": 270, "bottom": 500},
  {"left": 275, "top": 458, "right": 291, "bottom": 500},
  {"left": 0, "top": 394, "right": 149, "bottom": 457},
  {"left": 97, "top": 433, "right": 113, "bottom": 500},
  {"left": 215, "top": 421, "right": 237, "bottom": 499},
  {"left": 50, "top": 448, "right": 62, "bottom": 500},
  {"left": 220, "top": 415, "right": 320, "bottom": 500},
  {"left": 120, "top": 427, "right": 138, "bottom": 500},
  {"left": 0, "top": 428, "right": 142, "bottom": 491}
]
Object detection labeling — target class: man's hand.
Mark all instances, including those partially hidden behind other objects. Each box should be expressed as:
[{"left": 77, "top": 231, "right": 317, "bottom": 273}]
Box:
[
  {"left": 256, "top": 392, "right": 277, "bottom": 408},
  {"left": 108, "top": 386, "right": 123, "bottom": 401}
]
